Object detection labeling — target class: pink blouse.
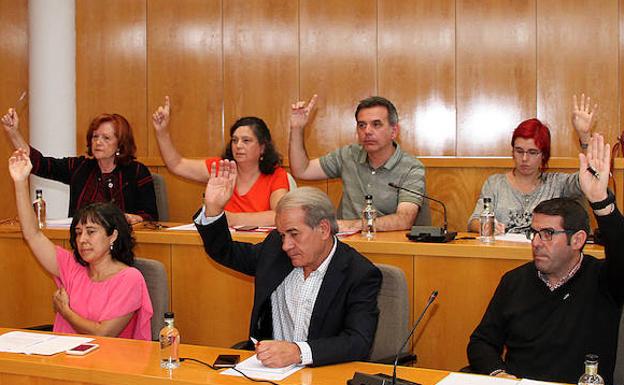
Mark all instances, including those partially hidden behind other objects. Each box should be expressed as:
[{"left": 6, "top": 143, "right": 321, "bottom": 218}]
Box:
[{"left": 52, "top": 246, "right": 153, "bottom": 340}]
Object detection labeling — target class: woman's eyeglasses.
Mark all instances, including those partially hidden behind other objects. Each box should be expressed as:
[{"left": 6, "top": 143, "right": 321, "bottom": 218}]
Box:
[{"left": 513, "top": 147, "right": 542, "bottom": 158}]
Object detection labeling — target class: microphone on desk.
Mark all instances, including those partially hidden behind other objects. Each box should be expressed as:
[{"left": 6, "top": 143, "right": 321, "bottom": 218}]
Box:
[
  {"left": 348, "top": 290, "right": 439, "bottom": 385},
  {"left": 388, "top": 183, "right": 456, "bottom": 243}
]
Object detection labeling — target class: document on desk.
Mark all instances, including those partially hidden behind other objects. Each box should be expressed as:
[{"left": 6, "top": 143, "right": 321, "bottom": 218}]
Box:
[
  {"left": 222, "top": 354, "right": 303, "bottom": 381},
  {"left": 46, "top": 218, "right": 73, "bottom": 228},
  {"left": 495, "top": 233, "right": 530, "bottom": 243},
  {"left": 166, "top": 223, "right": 197, "bottom": 231},
  {"left": 0, "top": 331, "right": 93, "bottom": 355},
  {"left": 436, "top": 372, "right": 519, "bottom": 385}
]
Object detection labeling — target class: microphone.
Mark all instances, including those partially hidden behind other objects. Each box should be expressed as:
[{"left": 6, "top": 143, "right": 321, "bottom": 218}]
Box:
[
  {"left": 388, "top": 183, "right": 456, "bottom": 243},
  {"left": 347, "top": 291, "right": 439, "bottom": 385}
]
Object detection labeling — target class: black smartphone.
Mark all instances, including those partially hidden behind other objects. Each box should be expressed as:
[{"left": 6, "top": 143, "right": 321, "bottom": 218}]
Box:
[
  {"left": 235, "top": 225, "right": 259, "bottom": 231},
  {"left": 213, "top": 354, "right": 240, "bottom": 368}
]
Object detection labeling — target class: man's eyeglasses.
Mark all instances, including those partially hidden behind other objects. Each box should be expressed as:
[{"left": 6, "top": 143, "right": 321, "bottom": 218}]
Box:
[
  {"left": 525, "top": 227, "right": 575, "bottom": 241},
  {"left": 513, "top": 147, "right": 542, "bottom": 158}
]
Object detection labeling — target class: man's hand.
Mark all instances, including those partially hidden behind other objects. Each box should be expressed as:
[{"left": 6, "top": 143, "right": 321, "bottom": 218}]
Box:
[
  {"left": 8, "top": 148, "right": 32, "bottom": 182},
  {"left": 204, "top": 160, "right": 237, "bottom": 217},
  {"left": 337, "top": 219, "right": 361, "bottom": 232},
  {"left": 152, "top": 96, "right": 171, "bottom": 133},
  {"left": 290, "top": 94, "right": 318, "bottom": 132},
  {"left": 493, "top": 371, "right": 518, "bottom": 379},
  {"left": 1, "top": 108, "right": 19, "bottom": 133},
  {"left": 572, "top": 94, "right": 597, "bottom": 145},
  {"left": 579, "top": 133, "right": 610, "bottom": 203},
  {"left": 255, "top": 340, "right": 301, "bottom": 368},
  {"left": 124, "top": 213, "right": 144, "bottom": 225}
]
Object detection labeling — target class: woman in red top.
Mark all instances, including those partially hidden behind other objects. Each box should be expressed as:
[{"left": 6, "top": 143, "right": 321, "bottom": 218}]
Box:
[{"left": 152, "top": 97, "right": 289, "bottom": 226}]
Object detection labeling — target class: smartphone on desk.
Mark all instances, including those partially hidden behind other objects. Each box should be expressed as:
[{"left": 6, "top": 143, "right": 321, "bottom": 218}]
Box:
[
  {"left": 213, "top": 354, "right": 240, "bottom": 368},
  {"left": 234, "top": 225, "right": 259, "bottom": 232},
  {"left": 66, "top": 343, "right": 99, "bottom": 356}
]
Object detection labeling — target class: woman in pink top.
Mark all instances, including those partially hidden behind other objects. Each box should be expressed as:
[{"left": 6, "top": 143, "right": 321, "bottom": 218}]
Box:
[{"left": 9, "top": 148, "right": 153, "bottom": 340}]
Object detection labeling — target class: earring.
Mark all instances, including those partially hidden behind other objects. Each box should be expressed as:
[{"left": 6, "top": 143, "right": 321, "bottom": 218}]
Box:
[
  {"left": 115, "top": 149, "right": 120, "bottom": 156},
  {"left": 109, "top": 242, "right": 114, "bottom": 251},
  {"left": 260, "top": 155, "right": 264, "bottom": 161}
]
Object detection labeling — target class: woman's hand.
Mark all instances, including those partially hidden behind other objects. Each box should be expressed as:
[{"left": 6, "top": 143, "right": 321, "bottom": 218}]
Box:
[
  {"left": 572, "top": 94, "right": 597, "bottom": 145},
  {"left": 152, "top": 96, "right": 171, "bottom": 133},
  {"left": 124, "top": 213, "right": 144, "bottom": 225},
  {"left": 8, "top": 148, "right": 32, "bottom": 182},
  {"left": 1, "top": 108, "right": 19, "bottom": 133},
  {"left": 53, "top": 287, "right": 70, "bottom": 314}
]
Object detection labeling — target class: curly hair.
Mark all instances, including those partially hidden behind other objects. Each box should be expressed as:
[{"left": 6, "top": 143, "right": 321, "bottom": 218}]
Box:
[
  {"left": 222, "top": 116, "right": 282, "bottom": 175},
  {"left": 69, "top": 202, "right": 135, "bottom": 267},
  {"left": 86, "top": 113, "right": 137, "bottom": 166}
]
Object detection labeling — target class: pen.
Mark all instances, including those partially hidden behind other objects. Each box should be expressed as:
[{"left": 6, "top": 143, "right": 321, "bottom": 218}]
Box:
[
  {"left": 250, "top": 337, "right": 259, "bottom": 347},
  {"left": 587, "top": 166, "right": 599, "bottom": 179}
]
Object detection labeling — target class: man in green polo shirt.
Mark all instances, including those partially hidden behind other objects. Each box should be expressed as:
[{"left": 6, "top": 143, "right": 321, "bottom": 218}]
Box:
[{"left": 288, "top": 95, "right": 427, "bottom": 232}]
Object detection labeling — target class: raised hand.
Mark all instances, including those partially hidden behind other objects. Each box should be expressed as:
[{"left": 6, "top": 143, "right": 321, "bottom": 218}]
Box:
[
  {"left": 290, "top": 94, "right": 318, "bottom": 131},
  {"left": 572, "top": 94, "right": 597, "bottom": 143},
  {"left": 203, "top": 159, "right": 237, "bottom": 217},
  {"left": 1, "top": 108, "right": 19, "bottom": 133},
  {"left": 8, "top": 148, "right": 32, "bottom": 182},
  {"left": 579, "top": 134, "right": 610, "bottom": 203},
  {"left": 152, "top": 96, "right": 171, "bottom": 133}
]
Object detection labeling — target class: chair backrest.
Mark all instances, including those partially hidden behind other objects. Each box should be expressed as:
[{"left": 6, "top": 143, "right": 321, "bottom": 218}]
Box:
[
  {"left": 134, "top": 258, "right": 169, "bottom": 341},
  {"left": 615, "top": 308, "right": 624, "bottom": 385},
  {"left": 151, "top": 173, "right": 169, "bottom": 221},
  {"left": 369, "top": 264, "right": 410, "bottom": 361}
]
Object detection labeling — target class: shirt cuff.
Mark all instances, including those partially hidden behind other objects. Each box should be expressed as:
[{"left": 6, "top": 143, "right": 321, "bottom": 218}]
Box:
[
  {"left": 193, "top": 207, "right": 224, "bottom": 226},
  {"left": 294, "top": 341, "right": 313, "bottom": 366}
]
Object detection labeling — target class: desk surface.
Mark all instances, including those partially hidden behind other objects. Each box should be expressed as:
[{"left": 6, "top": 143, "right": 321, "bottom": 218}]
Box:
[{"left": 0, "top": 329, "right": 450, "bottom": 385}]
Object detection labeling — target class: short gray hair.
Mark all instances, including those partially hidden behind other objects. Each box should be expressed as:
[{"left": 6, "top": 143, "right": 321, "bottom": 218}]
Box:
[{"left": 276, "top": 187, "right": 339, "bottom": 235}]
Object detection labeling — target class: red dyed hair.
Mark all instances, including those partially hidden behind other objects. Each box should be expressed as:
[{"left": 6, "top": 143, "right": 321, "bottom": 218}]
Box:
[
  {"left": 86, "top": 113, "right": 137, "bottom": 165},
  {"left": 511, "top": 118, "right": 551, "bottom": 172}
]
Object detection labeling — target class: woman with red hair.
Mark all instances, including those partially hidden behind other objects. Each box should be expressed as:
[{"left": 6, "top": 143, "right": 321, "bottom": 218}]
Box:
[
  {"left": 2, "top": 109, "right": 158, "bottom": 224},
  {"left": 467, "top": 95, "right": 596, "bottom": 234}
]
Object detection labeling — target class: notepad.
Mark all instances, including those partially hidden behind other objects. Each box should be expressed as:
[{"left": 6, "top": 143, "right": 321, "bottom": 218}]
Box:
[{"left": 221, "top": 354, "right": 303, "bottom": 381}]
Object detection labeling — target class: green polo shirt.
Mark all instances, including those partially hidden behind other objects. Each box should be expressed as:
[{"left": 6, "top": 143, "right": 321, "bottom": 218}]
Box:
[{"left": 319, "top": 143, "right": 425, "bottom": 220}]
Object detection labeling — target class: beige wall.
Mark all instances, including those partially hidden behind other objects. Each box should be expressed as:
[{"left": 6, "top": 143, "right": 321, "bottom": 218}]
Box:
[{"left": 1, "top": 0, "right": 623, "bottom": 224}]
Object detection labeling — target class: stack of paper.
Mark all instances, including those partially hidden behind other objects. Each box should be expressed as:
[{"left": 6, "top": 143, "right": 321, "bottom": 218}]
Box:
[
  {"left": 222, "top": 354, "right": 303, "bottom": 381},
  {"left": 0, "top": 331, "right": 93, "bottom": 355}
]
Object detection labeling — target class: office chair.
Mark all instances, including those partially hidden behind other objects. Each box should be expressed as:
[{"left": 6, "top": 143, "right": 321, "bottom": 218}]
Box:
[
  {"left": 134, "top": 258, "right": 169, "bottom": 341},
  {"left": 151, "top": 173, "right": 169, "bottom": 222}
]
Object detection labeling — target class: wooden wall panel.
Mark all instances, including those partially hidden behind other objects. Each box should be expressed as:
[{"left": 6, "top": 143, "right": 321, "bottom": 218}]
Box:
[
  {"left": 299, "top": 0, "right": 377, "bottom": 158},
  {"left": 537, "top": 0, "right": 619, "bottom": 156},
  {"left": 147, "top": 0, "right": 223, "bottom": 159},
  {"left": 76, "top": 0, "right": 147, "bottom": 157},
  {"left": 456, "top": 0, "right": 537, "bottom": 156},
  {"left": 378, "top": 0, "right": 456, "bottom": 156},
  {"left": 223, "top": 0, "right": 298, "bottom": 162},
  {"left": 0, "top": 0, "right": 28, "bottom": 219}
]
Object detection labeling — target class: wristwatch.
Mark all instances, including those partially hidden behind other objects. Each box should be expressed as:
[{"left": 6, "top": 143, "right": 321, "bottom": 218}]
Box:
[{"left": 589, "top": 190, "right": 615, "bottom": 211}]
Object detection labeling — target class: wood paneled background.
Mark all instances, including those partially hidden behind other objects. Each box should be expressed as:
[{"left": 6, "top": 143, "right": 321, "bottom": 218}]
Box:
[{"left": 1, "top": 0, "right": 623, "bottom": 223}]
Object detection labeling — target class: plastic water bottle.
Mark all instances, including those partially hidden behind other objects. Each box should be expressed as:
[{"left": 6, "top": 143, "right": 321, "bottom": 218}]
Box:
[
  {"left": 479, "top": 197, "right": 495, "bottom": 243},
  {"left": 361, "top": 195, "right": 377, "bottom": 240},
  {"left": 32, "top": 189, "right": 46, "bottom": 229},
  {"left": 578, "top": 354, "right": 604, "bottom": 385},
  {"left": 159, "top": 312, "right": 180, "bottom": 369}
]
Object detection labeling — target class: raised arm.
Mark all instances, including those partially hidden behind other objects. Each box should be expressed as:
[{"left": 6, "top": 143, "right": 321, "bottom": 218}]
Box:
[
  {"left": 9, "top": 149, "right": 58, "bottom": 276},
  {"left": 572, "top": 94, "right": 597, "bottom": 151},
  {"left": 288, "top": 95, "right": 328, "bottom": 180},
  {"left": 152, "top": 96, "right": 209, "bottom": 182},
  {"left": 2, "top": 108, "right": 29, "bottom": 155}
]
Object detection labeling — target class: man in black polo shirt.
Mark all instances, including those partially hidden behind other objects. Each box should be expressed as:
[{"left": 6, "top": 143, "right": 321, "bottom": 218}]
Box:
[{"left": 468, "top": 134, "right": 624, "bottom": 384}]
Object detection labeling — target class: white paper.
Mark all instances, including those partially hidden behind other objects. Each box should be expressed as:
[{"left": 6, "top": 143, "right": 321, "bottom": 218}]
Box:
[
  {"left": 0, "top": 331, "right": 93, "bottom": 356},
  {"left": 518, "top": 379, "right": 559, "bottom": 385},
  {"left": 165, "top": 223, "right": 197, "bottom": 231},
  {"left": 495, "top": 233, "right": 531, "bottom": 243},
  {"left": 221, "top": 354, "right": 303, "bottom": 381},
  {"left": 436, "top": 372, "right": 519, "bottom": 385},
  {"left": 46, "top": 217, "right": 73, "bottom": 228}
]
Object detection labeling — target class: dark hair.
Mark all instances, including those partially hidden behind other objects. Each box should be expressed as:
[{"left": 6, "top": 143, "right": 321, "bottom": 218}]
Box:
[
  {"left": 222, "top": 116, "right": 282, "bottom": 174},
  {"left": 86, "top": 113, "right": 137, "bottom": 166},
  {"left": 355, "top": 96, "right": 399, "bottom": 126},
  {"left": 511, "top": 118, "right": 551, "bottom": 172},
  {"left": 533, "top": 198, "right": 590, "bottom": 243},
  {"left": 69, "top": 202, "right": 135, "bottom": 267}
]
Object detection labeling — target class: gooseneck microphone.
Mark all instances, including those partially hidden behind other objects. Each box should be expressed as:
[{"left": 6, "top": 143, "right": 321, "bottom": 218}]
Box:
[
  {"left": 388, "top": 183, "right": 456, "bottom": 243},
  {"left": 347, "top": 290, "right": 439, "bottom": 385},
  {"left": 391, "top": 290, "right": 438, "bottom": 385}
]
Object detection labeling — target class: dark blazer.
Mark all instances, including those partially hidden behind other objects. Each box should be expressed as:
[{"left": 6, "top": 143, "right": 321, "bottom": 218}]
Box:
[{"left": 195, "top": 213, "right": 382, "bottom": 366}]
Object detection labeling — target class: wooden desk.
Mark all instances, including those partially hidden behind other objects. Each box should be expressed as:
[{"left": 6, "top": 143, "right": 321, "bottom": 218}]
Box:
[
  {"left": 0, "top": 226, "right": 605, "bottom": 372},
  {"left": 0, "top": 328, "right": 450, "bottom": 385}
]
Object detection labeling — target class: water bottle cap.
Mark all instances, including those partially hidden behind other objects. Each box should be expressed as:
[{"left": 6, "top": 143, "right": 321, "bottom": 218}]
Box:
[
  {"left": 483, "top": 197, "right": 492, "bottom": 203},
  {"left": 365, "top": 195, "right": 373, "bottom": 200},
  {"left": 164, "top": 312, "right": 174, "bottom": 319},
  {"left": 585, "top": 354, "right": 598, "bottom": 363}
]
